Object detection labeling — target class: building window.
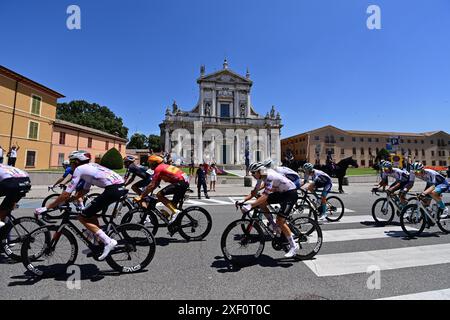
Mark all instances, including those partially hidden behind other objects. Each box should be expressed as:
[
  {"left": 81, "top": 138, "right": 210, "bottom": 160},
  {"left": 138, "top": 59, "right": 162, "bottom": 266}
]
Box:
[
  {"left": 414, "top": 140, "right": 418, "bottom": 144},
  {"left": 31, "top": 95, "right": 41, "bottom": 115},
  {"left": 315, "top": 136, "right": 319, "bottom": 141},
  {"left": 423, "top": 160, "right": 427, "bottom": 166},
  {"left": 105, "top": 141, "right": 109, "bottom": 151},
  {"left": 430, "top": 140, "right": 434, "bottom": 144},
  {"left": 386, "top": 138, "right": 389, "bottom": 142},
  {"left": 361, "top": 160, "right": 366, "bottom": 166},
  {"left": 352, "top": 147, "right": 356, "bottom": 155},
  {"left": 432, "top": 160, "right": 436, "bottom": 166},
  {"left": 340, "top": 137, "right": 344, "bottom": 142},
  {"left": 88, "top": 137, "right": 92, "bottom": 148},
  {"left": 26, "top": 151, "right": 36, "bottom": 167},
  {"left": 352, "top": 137, "right": 356, "bottom": 142},
  {"left": 360, "top": 148, "right": 364, "bottom": 155},
  {"left": 415, "top": 149, "right": 418, "bottom": 156},
  {"left": 422, "top": 149, "right": 425, "bottom": 156},
  {"left": 360, "top": 137, "right": 364, "bottom": 142},
  {"left": 375, "top": 138, "right": 379, "bottom": 142},
  {"left": 58, "top": 153, "right": 65, "bottom": 165},
  {"left": 400, "top": 139, "right": 404, "bottom": 143},
  {"left": 431, "top": 150, "right": 435, "bottom": 157},
  {"left": 368, "top": 138, "right": 372, "bottom": 142},
  {"left": 341, "top": 148, "right": 345, "bottom": 155},
  {"left": 28, "top": 121, "right": 39, "bottom": 140},
  {"left": 407, "top": 139, "right": 411, "bottom": 143},
  {"left": 376, "top": 148, "right": 379, "bottom": 154},
  {"left": 59, "top": 132, "right": 66, "bottom": 145}
]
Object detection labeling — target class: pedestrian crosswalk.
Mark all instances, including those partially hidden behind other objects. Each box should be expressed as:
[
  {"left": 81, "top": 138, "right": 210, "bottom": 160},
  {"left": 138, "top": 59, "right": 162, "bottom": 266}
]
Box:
[{"left": 299, "top": 212, "right": 450, "bottom": 300}]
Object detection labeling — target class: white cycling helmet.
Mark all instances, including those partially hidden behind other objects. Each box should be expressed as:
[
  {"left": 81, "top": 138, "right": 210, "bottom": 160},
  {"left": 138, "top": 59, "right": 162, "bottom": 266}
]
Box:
[
  {"left": 412, "top": 162, "right": 424, "bottom": 171},
  {"left": 62, "top": 160, "right": 70, "bottom": 166},
  {"left": 123, "top": 155, "right": 136, "bottom": 163},
  {"left": 69, "top": 151, "right": 91, "bottom": 162},
  {"left": 248, "top": 162, "right": 265, "bottom": 173},
  {"left": 303, "top": 162, "right": 314, "bottom": 172},
  {"left": 262, "top": 159, "right": 273, "bottom": 168}
]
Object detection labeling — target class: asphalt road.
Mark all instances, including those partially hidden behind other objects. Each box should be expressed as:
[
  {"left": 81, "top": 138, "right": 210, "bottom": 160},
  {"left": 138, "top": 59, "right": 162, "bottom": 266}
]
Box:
[{"left": 1, "top": 191, "right": 450, "bottom": 300}]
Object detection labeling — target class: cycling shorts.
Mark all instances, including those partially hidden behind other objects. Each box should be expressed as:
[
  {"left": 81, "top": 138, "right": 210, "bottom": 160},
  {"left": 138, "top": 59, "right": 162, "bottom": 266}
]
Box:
[
  {"left": 267, "top": 189, "right": 298, "bottom": 219},
  {"left": 80, "top": 184, "right": 127, "bottom": 218},
  {"left": 435, "top": 182, "right": 449, "bottom": 195},
  {"left": 0, "top": 177, "right": 31, "bottom": 211},
  {"left": 314, "top": 181, "right": 332, "bottom": 197},
  {"left": 132, "top": 176, "right": 152, "bottom": 191},
  {"left": 390, "top": 180, "right": 412, "bottom": 193},
  {"left": 158, "top": 181, "right": 190, "bottom": 206}
]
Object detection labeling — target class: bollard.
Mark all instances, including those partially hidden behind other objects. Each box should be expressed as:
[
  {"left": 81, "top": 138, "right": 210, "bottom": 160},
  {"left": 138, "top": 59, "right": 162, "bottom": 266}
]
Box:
[{"left": 244, "top": 176, "right": 253, "bottom": 187}]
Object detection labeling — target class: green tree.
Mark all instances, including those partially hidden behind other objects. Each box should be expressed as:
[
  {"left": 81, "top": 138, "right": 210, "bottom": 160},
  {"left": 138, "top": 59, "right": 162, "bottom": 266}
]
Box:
[
  {"left": 148, "top": 134, "right": 161, "bottom": 152},
  {"left": 57, "top": 100, "right": 128, "bottom": 139},
  {"left": 376, "top": 148, "right": 390, "bottom": 162},
  {"left": 100, "top": 148, "right": 123, "bottom": 170},
  {"left": 127, "top": 133, "right": 148, "bottom": 149}
]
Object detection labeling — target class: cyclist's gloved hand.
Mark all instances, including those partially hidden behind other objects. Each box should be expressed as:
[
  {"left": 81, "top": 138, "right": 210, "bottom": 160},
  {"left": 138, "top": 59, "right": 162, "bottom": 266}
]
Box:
[
  {"left": 371, "top": 188, "right": 379, "bottom": 193},
  {"left": 241, "top": 204, "right": 252, "bottom": 214},
  {"left": 134, "top": 196, "right": 142, "bottom": 203},
  {"left": 35, "top": 207, "right": 47, "bottom": 217}
]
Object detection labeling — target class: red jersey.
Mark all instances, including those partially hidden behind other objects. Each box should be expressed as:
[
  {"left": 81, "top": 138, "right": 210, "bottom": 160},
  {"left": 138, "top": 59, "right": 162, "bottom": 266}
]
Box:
[{"left": 152, "top": 164, "right": 188, "bottom": 185}]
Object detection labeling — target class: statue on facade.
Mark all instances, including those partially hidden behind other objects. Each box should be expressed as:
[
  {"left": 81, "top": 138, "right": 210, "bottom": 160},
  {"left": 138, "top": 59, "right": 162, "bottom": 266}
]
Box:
[
  {"left": 205, "top": 102, "right": 211, "bottom": 116},
  {"left": 270, "top": 105, "right": 276, "bottom": 118},
  {"left": 172, "top": 101, "right": 179, "bottom": 114},
  {"left": 240, "top": 103, "right": 246, "bottom": 118},
  {"left": 165, "top": 107, "right": 171, "bottom": 117}
]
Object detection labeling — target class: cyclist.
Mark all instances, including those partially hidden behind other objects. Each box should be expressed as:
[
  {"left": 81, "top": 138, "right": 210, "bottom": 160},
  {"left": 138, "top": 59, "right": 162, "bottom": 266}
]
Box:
[
  {"left": 301, "top": 162, "right": 333, "bottom": 221},
  {"left": 240, "top": 162, "right": 299, "bottom": 258},
  {"left": 262, "top": 159, "right": 303, "bottom": 189},
  {"left": 373, "top": 161, "right": 411, "bottom": 210},
  {"left": 134, "top": 155, "right": 189, "bottom": 224},
  {"left": 49, "top": 160, "right": 73, "bottom": 190},
  {"left": 35, "top": 151, "right": 127, "bottom": 260},
  {"left": 411, "top": 162, "right": 449, "bottom": 219},
  {"left": 0, "top": 164, "right": 31, "bottom": 229},
  {"left": 123, "top": 155, "right": 152, "bottom": 196}
]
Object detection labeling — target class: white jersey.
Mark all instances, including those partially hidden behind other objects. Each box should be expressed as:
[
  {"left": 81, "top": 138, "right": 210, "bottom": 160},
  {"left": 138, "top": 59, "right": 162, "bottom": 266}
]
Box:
[
  {"left": 0, "top": 164, "right": 29, "bottom": 182},
  {"left": 66, "top": 163, "right": 124, "bottom": 193},
  {"left": 305, "top": 169, "right": 332, "bottom": 185},
  {"left": 380, "top": 168, "right": 410, "bottom": 183},
  {"left": 416, "top": 169, "right": 447, "bottom": 185},
  {"left": 274, "top": 166, "right": 300, "bottom": 182},
  {"left": 0, "top": 149, "right": 3, "bottom": 157},
  {"left": 262, "top": 168, "right": 297, "bottom": 195},
  {"left": 9, "top": 149, "right": 17, "bottom": 158}
]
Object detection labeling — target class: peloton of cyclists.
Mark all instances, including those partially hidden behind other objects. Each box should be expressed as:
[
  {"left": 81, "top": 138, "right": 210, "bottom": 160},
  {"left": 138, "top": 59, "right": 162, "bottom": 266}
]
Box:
[
  {"left": 301, "top": 162, "right": 333, "bottom": 221},
  {"left": 411, "top": 162, "right": 449, "bottom": 220},
  {"left": 35, "top": 151, "right": 127, "bottom": 260},
  {"left": 134, "top": 155, "right": 190, "bottom": 224},
  {"left": 240, "top": 161, "right": 300, "bottom": 258},
  {"left": 0, "top": 164, "right": 31, "bottom": 229}
]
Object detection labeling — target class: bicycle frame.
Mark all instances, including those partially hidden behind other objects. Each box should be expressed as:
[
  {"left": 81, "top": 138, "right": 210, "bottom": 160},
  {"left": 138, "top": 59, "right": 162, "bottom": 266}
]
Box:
[
  {"left": 377, "top": 191, "right": 416, "bottom": 216},
  {"left": 409, "top": 197, "right": 440, "bottom": 224}
]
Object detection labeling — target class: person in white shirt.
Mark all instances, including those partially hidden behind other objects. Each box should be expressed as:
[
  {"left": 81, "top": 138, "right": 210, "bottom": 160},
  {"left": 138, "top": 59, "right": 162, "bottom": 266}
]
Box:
[
  {"left": 0, "top": 146, "right": 5, "bottom": 164},
  {"left": 7, "top": 142, "right": 20, "bottom": 167}
]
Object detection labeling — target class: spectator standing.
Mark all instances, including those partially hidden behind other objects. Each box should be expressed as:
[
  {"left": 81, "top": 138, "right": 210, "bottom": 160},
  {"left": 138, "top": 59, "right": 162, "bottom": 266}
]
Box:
[
  {"left": 195, "top": 164, "right": 209, "bottom": 199},
  {"left": 7, "top": 142, "right": 20, "bottom": 166},
  {"left": 209, "top": 163, "right": 217, "bottom": 192}
]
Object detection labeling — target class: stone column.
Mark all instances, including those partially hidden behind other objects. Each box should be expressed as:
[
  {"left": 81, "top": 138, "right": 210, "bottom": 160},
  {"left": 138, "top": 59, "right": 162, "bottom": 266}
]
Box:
[
  {"left": 200, "top": 87, "right": 204, "bottom": 116},
  {"left": 212, "top": 89, "right": 217, "bottom": 118},
  {"left": 246, "top": 93, "right": 251, "bottom": 117},
  {"left": 165, "top": 128, "right": 170, "bottom": 153},
  {"left": 234, "top": 89, "right": 238, "bottom": 121}
]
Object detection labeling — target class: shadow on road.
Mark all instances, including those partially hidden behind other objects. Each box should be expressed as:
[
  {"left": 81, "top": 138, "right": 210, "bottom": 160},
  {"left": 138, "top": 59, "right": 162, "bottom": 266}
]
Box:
[
  {"left": 360, "top": 221, "right": 402, "bottom": 227},
  {"left": 211, "top": 255, "right": 298, "bottom": 273},
  {"left": 7, "top": 264, "right": 149, "bottom": 286},
  {"left": 385, "top": 230, "right": 442, "bottom": 240}
]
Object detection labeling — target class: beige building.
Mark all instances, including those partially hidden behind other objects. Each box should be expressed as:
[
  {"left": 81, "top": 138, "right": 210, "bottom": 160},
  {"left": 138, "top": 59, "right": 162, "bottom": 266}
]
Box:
[
  {"left": 281, "top": 125, "right": 450, "bottom": 168},
  {"left": 51, "top": 119, "right": 128, "bottom": 168},
  {"left": 0, "top": 65, "right": 64, "bottom": 169}
]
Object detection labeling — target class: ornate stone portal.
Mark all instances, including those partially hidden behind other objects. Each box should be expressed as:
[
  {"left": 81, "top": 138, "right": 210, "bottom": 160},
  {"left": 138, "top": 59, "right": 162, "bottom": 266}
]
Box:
[{"left": 159, "top": 60, "right": 283, "bottom": 168}]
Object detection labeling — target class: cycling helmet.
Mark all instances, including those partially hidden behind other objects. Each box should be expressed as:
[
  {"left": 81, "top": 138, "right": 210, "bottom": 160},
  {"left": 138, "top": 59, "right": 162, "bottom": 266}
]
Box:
[
  {"left": 62, "top": 160, "right": 70, "bottom": 166},
  {"left": 412, "top": 162, "right": 424, "bottom": 171},
  {"left": 123, "top": 155, "right": 136, "bottom": 163},
  {"left": 262, "top": 159, "right": 273, "bottom": 168},
  {"left": 303, "top": 163, "right": 314, "bottom": 172},
  {"left": 148, "top": 155, "right": 164, "bottom": 165},
  {"left": 69, "top": 151, "right": 91, "bottom": 162},
  {"left": 248, "top": 162, "right": 265, "bottom": 173},
  {"left": 382, "top": 161, "right": 392, "bottom": 169}
]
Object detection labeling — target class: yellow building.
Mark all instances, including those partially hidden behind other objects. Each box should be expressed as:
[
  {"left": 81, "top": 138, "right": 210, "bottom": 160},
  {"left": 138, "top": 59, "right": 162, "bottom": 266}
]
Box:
[{"left": 0, "top": 65, "right": 65, "bottom": 169}]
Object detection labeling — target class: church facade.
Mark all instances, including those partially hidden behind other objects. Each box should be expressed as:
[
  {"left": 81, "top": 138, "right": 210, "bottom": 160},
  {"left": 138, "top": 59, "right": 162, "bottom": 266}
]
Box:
[{"left": 159, "top": 60, "right": 282, "bottom": 168}]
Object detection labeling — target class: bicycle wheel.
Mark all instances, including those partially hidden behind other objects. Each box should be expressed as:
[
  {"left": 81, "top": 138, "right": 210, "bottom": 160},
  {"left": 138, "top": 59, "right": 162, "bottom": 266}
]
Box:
[
  {"left": 400, "top": 204, "right": 426, "bottom": 237},
  {"left": 371, "top": 198, "right": 395, "bottom": 226},
  {"left": 221, "top": 219, "right": 265, "bottom": 266},
  {"left": 177, "top": 207, "right": 212, "bottom": 241},
  {"left": 437, "top": 203, "right": 450, "bottom": 234},
  {"left": 105, "top": 223, "right": 156, "bottom": 273},
  {"left": 21, "top": 225, "right": 78, "bottom": 277},
  {"left": 1, "top": 216, "right": 46, "bottom": 262},
  {"left": 100, "top": 198, "right": 134, "bottom": 225},
  {"left": 290, "top": 217, "right": 323, "bottom": 260},
  {"left": 120, "top": 208, "right": 159, "bottom": 236},
  {"left": 292, "top": 199, "right": 314, "bottom": 220},
  {"left": 41, "top": 194, "right": 65, "bottom": 219},
  {"left": 325, "top": 196, "right": 345, "bottom": 222}
]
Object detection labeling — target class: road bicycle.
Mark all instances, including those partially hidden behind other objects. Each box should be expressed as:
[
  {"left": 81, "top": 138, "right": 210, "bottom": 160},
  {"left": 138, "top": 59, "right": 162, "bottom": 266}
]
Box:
[
  {"left": 42, "top": 185, "right": 92, "bottom": 219},
  {"left": 292, "top": 189, "right": 345, "bottom": 222},
  {"left": 21, "top": 194, "right": 156, "bottom": 277},
  {"left": 120, "top": 193, "right": 212, "bottom": 241},
  {"left": 399, "top": 193, "right": 450, "bottom": 237},
  {"left": 0, "top": 209, "right": 45, "bottom": 262},
  {"left": 221, "top": 202, "right": 322, "bottom": 266},
  {"left": 371, "top": 190, "right": 418, "bottom": 226}
]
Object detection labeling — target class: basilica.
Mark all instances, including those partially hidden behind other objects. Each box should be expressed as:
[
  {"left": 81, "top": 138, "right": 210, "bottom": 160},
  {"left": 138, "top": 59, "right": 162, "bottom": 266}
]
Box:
[{"left": 159, "top": 60, "right": 283, "bottom": 168}]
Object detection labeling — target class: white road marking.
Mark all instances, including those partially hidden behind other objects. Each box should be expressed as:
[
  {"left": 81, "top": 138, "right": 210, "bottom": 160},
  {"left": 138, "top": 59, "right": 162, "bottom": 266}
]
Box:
[
  {"left": 322, "top": 226, "right": 409, "bottom": 242},
  {"left": 304, "top": 243, "right": 450, "bottom": 276},
  {"left": 378, "top": 288, "right": 450, "bottom": 300}
]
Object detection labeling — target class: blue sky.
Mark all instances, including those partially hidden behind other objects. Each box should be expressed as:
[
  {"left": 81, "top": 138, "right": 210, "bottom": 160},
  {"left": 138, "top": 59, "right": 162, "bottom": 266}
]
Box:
[{"left": 1, "top": 0, "right": 449, "bottom": 139}]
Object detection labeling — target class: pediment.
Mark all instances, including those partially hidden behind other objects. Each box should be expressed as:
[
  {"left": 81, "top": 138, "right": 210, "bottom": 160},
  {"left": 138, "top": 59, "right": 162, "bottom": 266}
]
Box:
[{"left": 198, "top": 69, "right": 252, "bottom": 85}]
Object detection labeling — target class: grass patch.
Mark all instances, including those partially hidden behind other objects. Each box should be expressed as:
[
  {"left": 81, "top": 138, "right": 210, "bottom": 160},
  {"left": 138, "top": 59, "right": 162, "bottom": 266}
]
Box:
[{"left": 346, "top": 167, "right": 378, "bottom": 176}]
